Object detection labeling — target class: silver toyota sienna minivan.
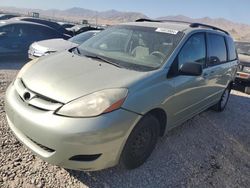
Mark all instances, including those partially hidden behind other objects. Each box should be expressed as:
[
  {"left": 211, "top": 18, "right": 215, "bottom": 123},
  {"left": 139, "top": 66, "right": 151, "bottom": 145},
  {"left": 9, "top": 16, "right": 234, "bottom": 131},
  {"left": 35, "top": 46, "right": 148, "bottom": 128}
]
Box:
[{"left": 5, "top": 19, "right": 238, "bottom": 171}]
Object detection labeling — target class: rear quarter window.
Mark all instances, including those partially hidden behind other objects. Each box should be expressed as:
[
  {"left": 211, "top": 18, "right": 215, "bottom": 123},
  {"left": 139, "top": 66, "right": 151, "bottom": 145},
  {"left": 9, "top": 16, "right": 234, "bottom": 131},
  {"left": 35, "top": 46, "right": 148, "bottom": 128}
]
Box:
[{"left": 226, "top": 37, "right": 237, "bottom": 61}]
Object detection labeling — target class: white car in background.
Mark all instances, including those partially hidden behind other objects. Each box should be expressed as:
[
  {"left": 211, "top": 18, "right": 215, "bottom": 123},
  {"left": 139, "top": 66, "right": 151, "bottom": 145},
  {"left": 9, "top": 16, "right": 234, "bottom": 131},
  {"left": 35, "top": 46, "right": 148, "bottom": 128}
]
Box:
[{"left": 28, "top": 30, "right": 100, "bottom": 59}]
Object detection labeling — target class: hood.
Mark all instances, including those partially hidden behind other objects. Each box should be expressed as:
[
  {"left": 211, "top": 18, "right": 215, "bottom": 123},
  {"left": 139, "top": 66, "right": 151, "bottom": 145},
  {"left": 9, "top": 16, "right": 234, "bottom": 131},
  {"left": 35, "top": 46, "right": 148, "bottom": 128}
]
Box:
[
  {"left": 33, "top": 39, "right": 78, "bottom": 53},
  {"left": 22, "top": 52, "right": 148, "bottom": 103}
]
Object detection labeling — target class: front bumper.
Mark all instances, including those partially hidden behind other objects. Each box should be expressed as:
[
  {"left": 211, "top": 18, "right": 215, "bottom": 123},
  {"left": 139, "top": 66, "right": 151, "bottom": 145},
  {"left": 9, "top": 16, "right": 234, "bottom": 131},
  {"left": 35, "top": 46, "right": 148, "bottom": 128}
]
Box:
[{"left": 5, "top": 83, "right": 141, "bottom": 171}]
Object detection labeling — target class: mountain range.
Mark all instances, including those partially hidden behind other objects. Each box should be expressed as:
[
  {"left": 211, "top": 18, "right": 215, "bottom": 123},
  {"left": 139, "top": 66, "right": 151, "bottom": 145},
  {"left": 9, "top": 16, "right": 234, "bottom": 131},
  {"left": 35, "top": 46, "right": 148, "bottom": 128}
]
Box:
[{"left": 1, "top": 6, "right": 250, "bottom": 41}]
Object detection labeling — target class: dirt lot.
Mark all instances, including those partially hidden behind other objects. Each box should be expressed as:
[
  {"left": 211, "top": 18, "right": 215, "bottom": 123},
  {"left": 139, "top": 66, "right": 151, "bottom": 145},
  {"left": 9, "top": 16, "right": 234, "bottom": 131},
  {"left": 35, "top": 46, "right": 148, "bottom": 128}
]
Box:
[{"left": 0, "top": 60, "right": 250, "bottom": 188}]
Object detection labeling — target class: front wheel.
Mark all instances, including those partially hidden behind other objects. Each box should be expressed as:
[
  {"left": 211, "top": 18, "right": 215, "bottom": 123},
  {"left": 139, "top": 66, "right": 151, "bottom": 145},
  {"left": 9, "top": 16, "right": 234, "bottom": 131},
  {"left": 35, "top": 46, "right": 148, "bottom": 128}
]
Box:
[
  {"left": 120, "top": 115, "right": 160, "bottom": 169},
  {"left": 212, "top": 86, "right": 231, "bottom": 112}
]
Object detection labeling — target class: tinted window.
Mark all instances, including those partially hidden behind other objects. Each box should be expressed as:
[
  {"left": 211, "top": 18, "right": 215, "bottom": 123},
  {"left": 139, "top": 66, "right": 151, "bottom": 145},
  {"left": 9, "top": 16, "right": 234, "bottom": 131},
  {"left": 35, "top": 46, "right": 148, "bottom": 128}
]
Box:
[
  {"left": 17, "top": 24, "right": 35, "bottom": 37},
  {"left": 35, "top": 26, "right": 62, "bottom": 40},
  {"left": 0, "top": 25, "right": 15, "bottom": 35},
  {"left": 0, "top": 24, "right": 31, "bottom": 37},
  {"left": 208, "top": 34, "right": 227, "bottom": 64},
  {"left": 178, "top": 33, "right": 206, "bottom": 68}
]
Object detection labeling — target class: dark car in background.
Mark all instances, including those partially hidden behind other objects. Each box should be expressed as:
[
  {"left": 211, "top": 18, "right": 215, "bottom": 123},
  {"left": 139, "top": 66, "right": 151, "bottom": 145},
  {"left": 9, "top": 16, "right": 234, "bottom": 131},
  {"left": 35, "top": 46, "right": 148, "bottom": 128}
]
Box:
[
  {"left": 11, "top": 17, "right": 72, "bottom": 37},
  {"left": 0, "top": 14, "right": 19, "bottom": 20},
  {"left": 235, "top": 41, "right": 250, "bottom": 94},
  {"left": 0, "top": 20, "right": 68, "bottom": 58}
]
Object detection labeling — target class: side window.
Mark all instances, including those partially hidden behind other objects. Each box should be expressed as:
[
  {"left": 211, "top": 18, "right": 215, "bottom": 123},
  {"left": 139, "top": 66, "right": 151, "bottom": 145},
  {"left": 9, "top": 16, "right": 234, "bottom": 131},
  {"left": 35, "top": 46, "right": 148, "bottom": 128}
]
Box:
[
  {"left": 226, "top": 37, "right": 237, "bottom": 61},
  {"left": 35, "top": 26, "right": 61, "bottom": 40},
  {"left": 16, "top": 24, "right": 32, "bottom": 38},
  {"left": 178, "top": 33, "right": 206, "bottom": 68},
  {"left": 208, "top": 34, "right": 227, "bottom": 64},
  {"left": 0, "top": 24, "right": 30, "bottom": 38},
  {"left": 0, "top": 25, "right": 16, "bottom": 37}
]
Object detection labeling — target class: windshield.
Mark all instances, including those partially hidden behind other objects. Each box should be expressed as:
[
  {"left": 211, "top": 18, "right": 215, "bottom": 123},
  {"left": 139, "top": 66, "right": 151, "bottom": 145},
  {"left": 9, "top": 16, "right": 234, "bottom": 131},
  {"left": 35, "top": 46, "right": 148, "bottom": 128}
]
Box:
[
  {"left": 235, "top": 42, "right": 250, "bottom": 56},
  {"left": 77, "top": 25, "right": 184, "bottom": 71},
  {"left": 69, "top": 31, "right": 99, "bottom": 45}
]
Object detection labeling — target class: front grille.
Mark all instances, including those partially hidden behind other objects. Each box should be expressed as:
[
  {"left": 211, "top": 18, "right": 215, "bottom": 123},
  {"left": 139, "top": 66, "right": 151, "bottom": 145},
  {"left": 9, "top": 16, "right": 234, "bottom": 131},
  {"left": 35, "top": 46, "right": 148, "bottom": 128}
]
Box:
[
  {"left": 14, "top": 78, "right": 63, "bottom": 111},
  {"left": 28, "top": 136, "right": 55, "bottom": 153}
]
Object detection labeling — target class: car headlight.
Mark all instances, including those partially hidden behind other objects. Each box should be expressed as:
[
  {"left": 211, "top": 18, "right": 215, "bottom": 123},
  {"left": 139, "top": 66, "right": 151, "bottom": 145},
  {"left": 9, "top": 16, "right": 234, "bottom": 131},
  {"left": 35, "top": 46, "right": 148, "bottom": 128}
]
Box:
[
  {"left": 56, "top": 88, "right": 128, "bottom": 117},
  {"left": 16, "top": 58, "right": 39, "bottom": 78},
  {"left": 243, "top": 66, "right": 250, "bottom": 73}
]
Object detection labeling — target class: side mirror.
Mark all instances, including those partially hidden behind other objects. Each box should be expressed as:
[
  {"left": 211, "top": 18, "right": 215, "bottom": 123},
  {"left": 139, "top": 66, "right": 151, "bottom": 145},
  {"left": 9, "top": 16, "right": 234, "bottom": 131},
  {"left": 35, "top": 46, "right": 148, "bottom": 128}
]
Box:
[
  {"left": 179, "top": 62, "right": 202, "bottom": 76},
  {"left": 209, "top": 56, "right": 220, "bottom": 65}
]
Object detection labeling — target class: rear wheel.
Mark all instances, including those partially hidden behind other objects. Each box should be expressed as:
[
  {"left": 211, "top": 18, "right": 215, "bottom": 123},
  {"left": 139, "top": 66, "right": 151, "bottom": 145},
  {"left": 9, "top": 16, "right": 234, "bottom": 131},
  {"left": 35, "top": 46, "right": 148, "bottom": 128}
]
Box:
[
  {"left": 212, "top": 86, "right": 231, "bottom": 112},
  {"left": 120, "top": 115, "right": 160, "bottom": 169},
  {"left": 245, "top": 86, "right": 250, "bottom": 95}
]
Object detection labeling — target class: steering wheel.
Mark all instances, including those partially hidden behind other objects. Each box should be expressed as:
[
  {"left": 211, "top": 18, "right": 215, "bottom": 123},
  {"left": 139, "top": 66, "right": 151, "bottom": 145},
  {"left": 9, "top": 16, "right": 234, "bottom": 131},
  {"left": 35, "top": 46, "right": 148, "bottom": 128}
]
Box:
[{"left": 150, "top": 51, "right": 165, "bottom": 61}]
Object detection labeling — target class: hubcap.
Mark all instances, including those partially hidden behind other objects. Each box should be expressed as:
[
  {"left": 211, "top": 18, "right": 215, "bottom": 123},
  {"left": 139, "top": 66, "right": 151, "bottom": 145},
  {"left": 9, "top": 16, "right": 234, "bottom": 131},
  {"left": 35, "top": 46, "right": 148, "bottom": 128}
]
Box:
[{"left": 131, "top": 127, "right": 152, "bottom": 157}]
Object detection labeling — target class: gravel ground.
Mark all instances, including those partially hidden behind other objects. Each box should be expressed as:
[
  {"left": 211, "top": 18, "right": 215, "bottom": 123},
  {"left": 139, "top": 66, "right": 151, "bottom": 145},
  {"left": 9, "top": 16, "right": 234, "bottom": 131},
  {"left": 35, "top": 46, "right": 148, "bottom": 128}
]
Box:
[{"left": 0, "top": 60, "right": 250, "bottom": 188}]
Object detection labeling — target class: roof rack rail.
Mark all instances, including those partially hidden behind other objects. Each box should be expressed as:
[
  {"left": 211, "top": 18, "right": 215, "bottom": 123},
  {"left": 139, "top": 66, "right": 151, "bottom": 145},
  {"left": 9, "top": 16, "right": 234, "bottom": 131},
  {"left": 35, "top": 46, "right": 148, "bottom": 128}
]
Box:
[
  {"left": 190, "top": 23, "right": 229, "bottom": 35},
  {"left": 135, "top": 18, "right": 191, "bottom": 24},
  {"left": 135, "top": 19, "right": 229, "bottom": 35}
]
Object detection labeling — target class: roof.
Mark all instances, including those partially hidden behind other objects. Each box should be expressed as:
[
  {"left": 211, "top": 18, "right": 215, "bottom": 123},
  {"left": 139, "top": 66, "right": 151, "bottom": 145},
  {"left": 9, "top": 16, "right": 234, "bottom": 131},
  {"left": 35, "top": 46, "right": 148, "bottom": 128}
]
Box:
[{"left": 121, "top": 19, "right": 230, "bottom": 36}]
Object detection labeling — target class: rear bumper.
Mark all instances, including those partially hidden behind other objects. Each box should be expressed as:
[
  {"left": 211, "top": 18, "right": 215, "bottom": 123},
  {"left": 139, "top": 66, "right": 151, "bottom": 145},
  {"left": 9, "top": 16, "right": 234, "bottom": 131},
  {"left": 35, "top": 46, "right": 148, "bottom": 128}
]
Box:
[{"left": 5, "top": 83, "right": 141, "bottom": 171}]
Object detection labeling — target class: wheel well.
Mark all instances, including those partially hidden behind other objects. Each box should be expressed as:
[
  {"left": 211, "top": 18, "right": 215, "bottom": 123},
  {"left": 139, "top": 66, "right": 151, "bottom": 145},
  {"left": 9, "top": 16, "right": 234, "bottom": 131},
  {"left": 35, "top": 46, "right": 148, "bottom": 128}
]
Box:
[{"left": 146, "top": 108, "right": 167, "bottom": 137}]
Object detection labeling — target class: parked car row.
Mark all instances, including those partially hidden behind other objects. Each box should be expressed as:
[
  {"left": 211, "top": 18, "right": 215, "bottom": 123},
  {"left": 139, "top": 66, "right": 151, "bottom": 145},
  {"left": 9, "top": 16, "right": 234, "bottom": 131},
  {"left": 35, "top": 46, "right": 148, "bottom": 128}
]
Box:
[
  {"left": 0, "top": 14, "right": 104, "bottom": 58},
  {"left": 0, "top": 20, "right": 70, "bottom": 57}
]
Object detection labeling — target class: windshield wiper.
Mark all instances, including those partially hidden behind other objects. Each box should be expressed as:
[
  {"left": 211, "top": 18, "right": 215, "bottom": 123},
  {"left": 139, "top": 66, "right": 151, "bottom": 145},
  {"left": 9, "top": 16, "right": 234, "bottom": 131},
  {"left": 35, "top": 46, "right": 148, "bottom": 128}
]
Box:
[
  {"left": 84, "top": 54, "right": 122, "bottom": 68},
  {"left": 74, "top": 47, "right": 81, "bottom": 55}
]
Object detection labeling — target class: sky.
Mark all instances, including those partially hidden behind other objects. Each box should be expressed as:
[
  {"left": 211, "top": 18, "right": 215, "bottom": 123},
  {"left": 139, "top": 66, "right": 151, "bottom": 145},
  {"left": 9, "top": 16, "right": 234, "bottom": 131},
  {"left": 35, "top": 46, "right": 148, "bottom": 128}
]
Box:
[{"left": 0, "top": 0, "right": 250, "bottom": 24}]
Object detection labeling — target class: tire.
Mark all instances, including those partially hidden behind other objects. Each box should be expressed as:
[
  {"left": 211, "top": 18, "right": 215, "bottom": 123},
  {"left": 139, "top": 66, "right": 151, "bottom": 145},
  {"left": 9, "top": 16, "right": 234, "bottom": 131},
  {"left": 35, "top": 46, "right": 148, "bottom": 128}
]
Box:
[
  {"left": 245, "top": 86, "right": 250, "bottom": 95},
  {"left": 212, "top": 86, "right": 231, "bottom": 112},
  {"left": 120, "top": 115, "right": 160, "bottom": 169}
]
